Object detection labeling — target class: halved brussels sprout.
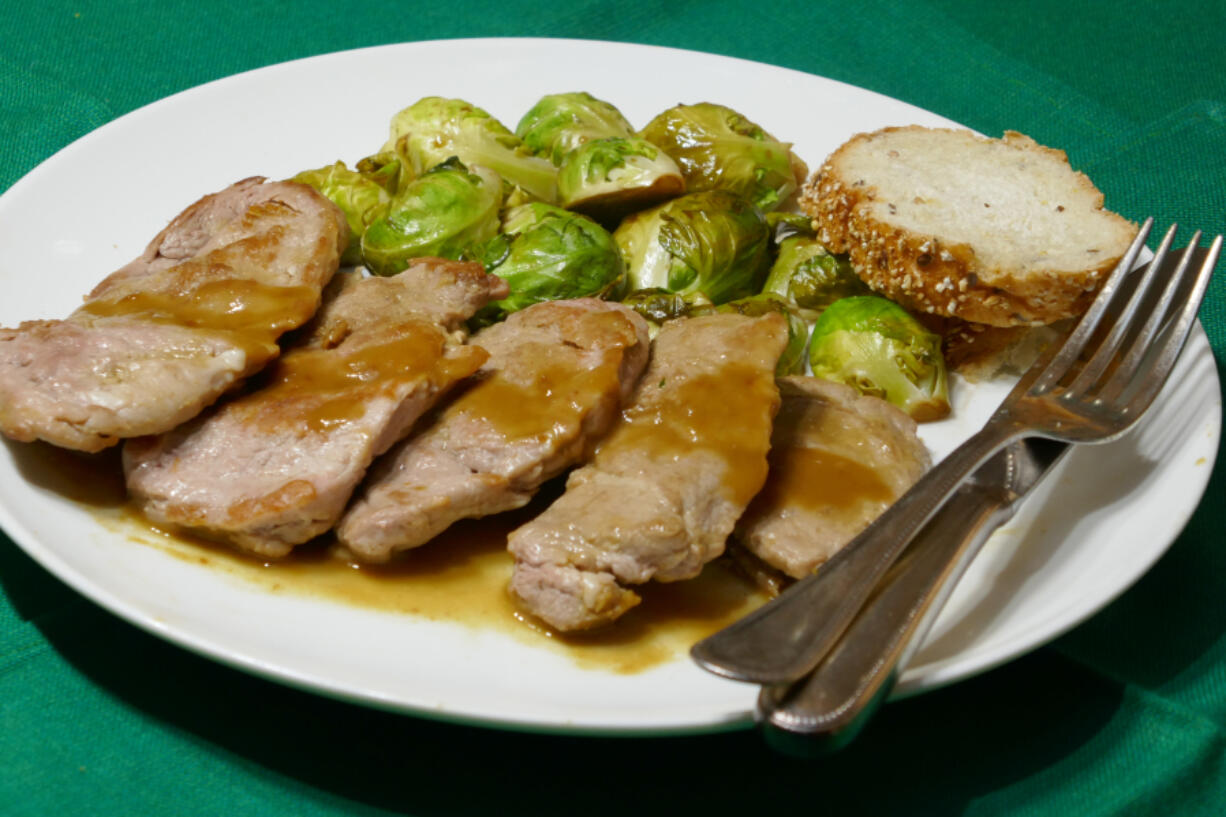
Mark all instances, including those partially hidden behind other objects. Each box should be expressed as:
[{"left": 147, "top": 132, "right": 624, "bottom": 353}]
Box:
[
  {"left": 613, "top": 190, "right": 770, "bottom": 305},
  {"left": 808, "top": 296, "right": 950, "bottom": 421},
  {"left": 638, "top": 102, "right": 807, "bottom": 212},
  {"left": 763, "top": 236, "right": 870, "bottom": 317},
  {"left": 360, "top": 158, "right": 502, "bottom": 277},
  {"left": 385, "top": 97, "right": 558, "bottom": 203},
  {"left": 557, "top": 137, "right": 685, "bottom": 222},
  {"left": 473, "top": 202, "right": 625, "bottom": 319},
  {"left": 691, "top": 294, "right": 810, "bottom": 376},
  {"left": 292, "top": 162, "right": 392, "bottom": 265},
  {"left": 515, "top": 91, "right": 636, "bottom": 166}
]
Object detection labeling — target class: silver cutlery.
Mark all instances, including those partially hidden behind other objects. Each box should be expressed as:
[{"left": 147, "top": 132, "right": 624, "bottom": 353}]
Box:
[
  {"left": 692, "top": 221, "right": 1222, "bottom": 699},
  {"left": 757, "top": 438, "right": 1069, "bottom": 754}
]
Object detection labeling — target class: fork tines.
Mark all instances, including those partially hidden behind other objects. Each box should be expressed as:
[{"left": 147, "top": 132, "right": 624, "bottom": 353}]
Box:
[{"left": 1033, "top": 221, "right": 1221, "bottom": 423}]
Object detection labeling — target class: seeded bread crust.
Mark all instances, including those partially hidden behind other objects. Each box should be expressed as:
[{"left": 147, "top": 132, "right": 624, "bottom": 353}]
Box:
[{"left": 799, "top": 127, "right": 1137, "bottom": 327}]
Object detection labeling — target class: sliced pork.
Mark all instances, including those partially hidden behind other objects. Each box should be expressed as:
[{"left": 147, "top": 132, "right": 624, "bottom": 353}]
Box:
[
  {"left": 124, "top": 260, "right": 505, "bottom": 558},
  {"left": 508, "top": 312, "right": 789, "bottom": 632},
  {"left": 337, "top": 299, "right": 650, "bottom": 561},
  {"left": 0, "top": 178, "right": 348, "bottom": 452},
  {"left": 735, "top": 376, "right": 930, "bottom": 578}
]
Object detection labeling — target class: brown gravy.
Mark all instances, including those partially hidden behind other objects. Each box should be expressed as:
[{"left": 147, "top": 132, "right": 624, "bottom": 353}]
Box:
[
  {"left": 250, "top": 320, "right": 483, "bottom": 433},
  {"left": 751, "top": 446, "right": 893, "bottom": 518},
  {"left": 441, "top": 309, "right": 637, "bottom": 443},
  {"left": 597, "top": 363, "right": 778, "bottom": 506},
  {"left": 11, "top": 444, "right": 766, "bottom": 675},
  {"left": 447, "top": 355, "right": 621, "bottom": 443},
  {"left": 80, "top": 279, "right": 321, "bottom": 364}
]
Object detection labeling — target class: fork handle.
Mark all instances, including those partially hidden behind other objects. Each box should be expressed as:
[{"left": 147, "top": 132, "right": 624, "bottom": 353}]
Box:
[{"left": 690, "top": 421, "right": 1017, "bottom": 685}]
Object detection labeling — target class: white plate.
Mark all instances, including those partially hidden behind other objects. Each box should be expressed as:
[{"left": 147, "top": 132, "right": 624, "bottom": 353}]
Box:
[{"left": 0, "top": 38, "right": 1219, "bottom": 735}]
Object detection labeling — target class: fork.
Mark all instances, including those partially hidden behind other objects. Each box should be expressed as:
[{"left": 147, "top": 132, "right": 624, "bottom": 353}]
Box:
[{"left": 691, "top": 221, "right": 1222, "bottom": 685}]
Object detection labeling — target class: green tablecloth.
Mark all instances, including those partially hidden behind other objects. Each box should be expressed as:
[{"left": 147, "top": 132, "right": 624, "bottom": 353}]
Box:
[{"left": 2, "top": 2, "right": 1224, "bottom": 814}]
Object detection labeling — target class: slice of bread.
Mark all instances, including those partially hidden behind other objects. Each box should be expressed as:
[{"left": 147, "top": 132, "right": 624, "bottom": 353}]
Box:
[{"left": 799, "top": 127, "right": 1137, "bottom": 327}]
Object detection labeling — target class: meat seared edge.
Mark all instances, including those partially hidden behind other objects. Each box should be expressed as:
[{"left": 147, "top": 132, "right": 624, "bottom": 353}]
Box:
[
  {"left": 0, "top": 178, "right": 348, "bottom": 452},
  {"left": 123, "top": 261, "right": 507, "bottom": 558}
]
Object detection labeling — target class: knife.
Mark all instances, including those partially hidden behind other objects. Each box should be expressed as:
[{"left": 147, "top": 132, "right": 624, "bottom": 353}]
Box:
[{"left": 754, "top": 437, "right": 1071, "bottom": 755}]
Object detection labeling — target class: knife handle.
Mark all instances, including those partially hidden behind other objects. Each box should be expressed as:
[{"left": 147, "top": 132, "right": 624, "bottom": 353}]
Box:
[{"left": 756, "top": 440, "right": 1068, "bottom": 755}]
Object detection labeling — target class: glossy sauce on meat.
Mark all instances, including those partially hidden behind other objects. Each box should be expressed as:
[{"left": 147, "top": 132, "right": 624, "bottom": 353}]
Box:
[
  {"left": 335, "top": 300, "right": 649, "bottom": 561},
  {"left": 0, "top": 179, "right": 347, "bottom": 452},
  {"left": 248, "top": 319, "right": 480, "bottom": 433},
  {"left": 733, "top": 375, "right": 930, "bottom": 579},
  {"left": 598, "top": 362, "right": 780, "bottom": 507},
  {"left": 749, "top": 447, "right": 893, "bottom": 517},
  {"left": 80, "top": 280, "right": 320, "bottom": 362},
  {"left": 438, "top": 308, "right": 639, "bottom": 443},
  {"left": 445, "top": 352, "right": 622, "bottom": 443},
  {"left": 122, "top": 262, "right": 501, "bottom": 558},
  {"left": 506, "top": 312, "right": 788, "bottom": 632}
]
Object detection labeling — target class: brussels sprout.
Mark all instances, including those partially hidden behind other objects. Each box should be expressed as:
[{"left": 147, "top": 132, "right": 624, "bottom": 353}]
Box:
[
  {"left": 620, "top": 287, "right": 708, "bottom": 327},
  {"left": 766, "top": 210, "right": 815, "bottom": 236},
  {"left": 385, "top": 97, "right": 558, "bottom": 203},
  {"left": 474, "top": 202, "right": 625, "bottom": 318},
  {"left": 690, "top": 294, "right": 810, "bottom": 376},
  {"left": 557, "top": 137, "right": 685, "bottom": 221},
  {"left": 355, "top": 143, "right": 415, "bottom": 195},
  {"left": 613, "top": 190, "right": 770, "bottom": 305},
  {"left": 360, "top": 158, "right": 502, "bottom": 277},
  {"left": 515, "top": 91, "right": 636, "bottom": 166},
  {"left": 292, "top": 162, "right": 393, "bottom": 265},
  {"left": 763, "top": 236, "right": 870, "bottom": 316},
  {"left": 808, "top": 296, "right": 951, "bottom": 421},
  {"left": 638, "top": 102, "right": 807, "bottom": 212}
]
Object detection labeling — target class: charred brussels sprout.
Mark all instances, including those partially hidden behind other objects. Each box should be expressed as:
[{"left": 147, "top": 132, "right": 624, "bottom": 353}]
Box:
[
  {"left": 385, "top": 97, "right": 558, "bottom": 203},
  {"left": 360, "top": 158, "right": 502, "bottom": 277},
  {"left": 474, "top": 202, "right": 625, "bottom": 318},
  {"left": 691, "top": 294, "right": 810, "bottom": 376},
  {"left": 763, "top": 236, "right": 869, "bottom": 316},
  {"left": 515, "top": 92, "right": 636, "bottom": 166},
  {"left": 557, "top": 137, "right": 684, "bottom": 221},
  {"left": 613, "top": 190, "right": 770, "bottom": 305},
  {"left": 808, "top": 296, "right": 951, "bottom": 421},
  {"left": 638, "top": 102, "right": 807, "bottom": 212},
  {"left": 292, "top": 162, "right": 392, "bottom": 265}
]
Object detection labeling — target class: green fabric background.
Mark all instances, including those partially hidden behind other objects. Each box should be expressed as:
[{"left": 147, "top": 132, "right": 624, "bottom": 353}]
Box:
[{"left": 2, "top": 1, "right": 1225, "bottom": 814}]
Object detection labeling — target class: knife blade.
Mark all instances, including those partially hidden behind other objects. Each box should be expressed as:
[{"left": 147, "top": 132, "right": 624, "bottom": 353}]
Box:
[{"left": 756, "top": 437, "right": 1071, "bottom": 755}]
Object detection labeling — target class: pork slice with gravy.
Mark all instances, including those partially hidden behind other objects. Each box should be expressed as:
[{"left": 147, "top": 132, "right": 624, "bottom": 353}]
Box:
[
  {"left": 337, "top": 298, "right": 650, "bottom": 561},
  {"left": 0, "top": 178, "right": 348, "bottom": 452},
  {"left": 123, "top": 260, "right": 506, "bottom": 558},
  {"left": 734, "top": 375, "right": 930, "bottom": 580},
  {"left": 507, "top": 312, "right": 789, "bottom": 632}
]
